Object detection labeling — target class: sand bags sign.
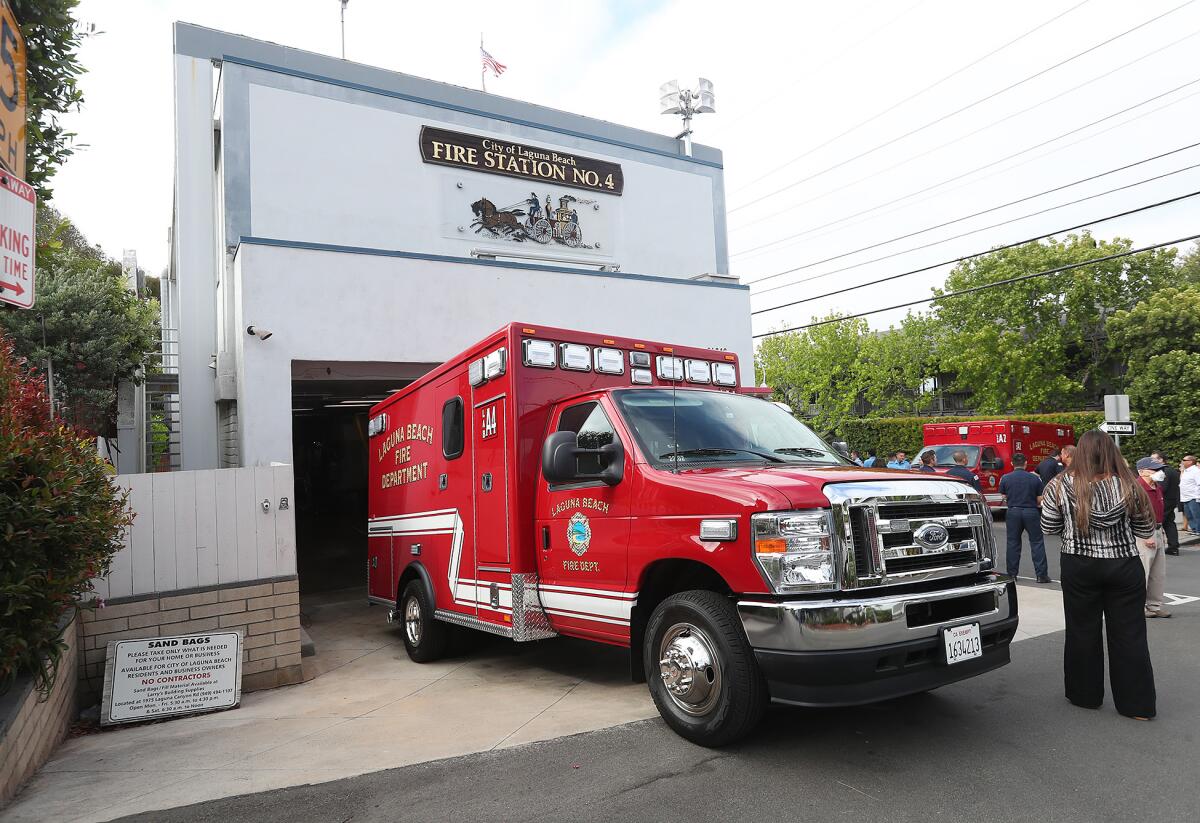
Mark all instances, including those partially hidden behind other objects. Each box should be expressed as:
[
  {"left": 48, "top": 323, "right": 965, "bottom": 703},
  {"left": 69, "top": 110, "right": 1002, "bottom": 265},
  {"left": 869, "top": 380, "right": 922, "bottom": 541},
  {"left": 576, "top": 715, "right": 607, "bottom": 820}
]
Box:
[{"left": 101, "top": 631, "right": 243, "bottom": 725}]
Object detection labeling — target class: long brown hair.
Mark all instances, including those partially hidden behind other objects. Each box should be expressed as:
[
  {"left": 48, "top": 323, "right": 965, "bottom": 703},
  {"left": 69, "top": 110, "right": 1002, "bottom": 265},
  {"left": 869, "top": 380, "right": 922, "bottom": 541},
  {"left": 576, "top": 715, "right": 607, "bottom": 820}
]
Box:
[{"left": 1060, "top": 429, "right": 1153, "bottom": 533}]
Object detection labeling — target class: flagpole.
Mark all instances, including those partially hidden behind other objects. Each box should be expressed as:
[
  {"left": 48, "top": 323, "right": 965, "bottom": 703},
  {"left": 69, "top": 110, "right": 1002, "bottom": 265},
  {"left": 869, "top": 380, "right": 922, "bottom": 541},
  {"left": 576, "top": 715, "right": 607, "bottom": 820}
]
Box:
[{"left": 480, "top": 33, "right": 486, "bottom": 93}]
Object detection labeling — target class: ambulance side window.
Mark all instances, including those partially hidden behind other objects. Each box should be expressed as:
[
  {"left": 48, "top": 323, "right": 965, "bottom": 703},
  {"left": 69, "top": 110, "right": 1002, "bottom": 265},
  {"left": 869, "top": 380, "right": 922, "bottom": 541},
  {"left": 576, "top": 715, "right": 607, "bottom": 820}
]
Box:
[
  {"left": 442, "top": 397, "right": 464, "bottom": 459},
  {"left": 558, "top": 402, "right": 617, "bottom": 475},
  {"left": 981, "top": 446, "right": 1001, "bottom": 471}
]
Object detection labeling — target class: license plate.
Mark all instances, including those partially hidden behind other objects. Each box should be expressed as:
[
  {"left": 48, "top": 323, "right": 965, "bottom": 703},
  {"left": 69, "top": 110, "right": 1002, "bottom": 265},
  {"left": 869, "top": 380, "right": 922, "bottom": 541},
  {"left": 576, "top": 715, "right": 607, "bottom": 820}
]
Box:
[{"left": 942, "top": 622, "right": 982, "bottom": 665}]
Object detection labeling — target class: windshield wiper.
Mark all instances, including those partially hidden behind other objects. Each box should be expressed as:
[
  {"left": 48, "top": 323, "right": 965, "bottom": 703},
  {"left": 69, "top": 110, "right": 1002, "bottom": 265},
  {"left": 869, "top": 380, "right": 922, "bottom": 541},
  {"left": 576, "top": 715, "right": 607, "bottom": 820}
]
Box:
[
  {"left": 774, "top": 446, "right": 838, "bottom": 459},
  {"left": 659, "top": 447, "right": 787, "bottom": 463}
]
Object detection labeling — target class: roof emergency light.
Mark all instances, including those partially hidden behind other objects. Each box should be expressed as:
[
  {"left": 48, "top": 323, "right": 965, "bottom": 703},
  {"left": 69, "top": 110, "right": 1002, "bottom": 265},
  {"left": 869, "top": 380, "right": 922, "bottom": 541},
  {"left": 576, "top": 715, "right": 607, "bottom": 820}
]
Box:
[
  {"left": 522, "top": 339, "right": 556, "bottom": 368},
  {"left": 712, "top": 362, "right": 737, "bottom": 386},
  {"left": 485, "top": 348, "right": 507, "bottom": 380},
  {"left": 685, "top": 359, "right": 712, "bottom": 383},
  {"left": 629, "top": 351, "right": 651, "bottom": 368},
  {"left": 657, "top": 356, "right": 684, "bottom": 381},
  {"left": 469, "top": 358, "right": 486, "bottom": 386},
  {"left": 631, "top": 368, "right": 652, "bottom": 384},
  {"left": 594, "top": 347, "right": 624, "bottom": 375},
  {"left": 368, "top": 413, "right": 388, "bottom": 437},
  {"left": 560, "top": 343, "right": 591, "bottom": 371}
]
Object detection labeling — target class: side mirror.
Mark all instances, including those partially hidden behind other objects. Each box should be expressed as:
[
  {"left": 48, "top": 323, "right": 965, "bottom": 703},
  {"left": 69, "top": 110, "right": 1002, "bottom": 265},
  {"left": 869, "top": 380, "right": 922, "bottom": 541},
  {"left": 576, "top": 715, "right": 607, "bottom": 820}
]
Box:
[
  {"left": 831, "top": 440, "right": 850, "bottom": 458},
  {"left": 981, "top": 458, "right": 1004, "bottom": 472},
  {"left": 541, "top": 431, "right": 624, "bottom": 486}
]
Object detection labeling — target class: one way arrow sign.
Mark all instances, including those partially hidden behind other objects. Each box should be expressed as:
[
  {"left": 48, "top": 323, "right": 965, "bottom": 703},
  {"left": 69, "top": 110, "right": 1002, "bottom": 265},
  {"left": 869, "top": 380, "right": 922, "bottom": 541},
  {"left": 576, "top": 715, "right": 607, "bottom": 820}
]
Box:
[{"left": 1100, "top": 420, "right": 1137, "bottom": 436}]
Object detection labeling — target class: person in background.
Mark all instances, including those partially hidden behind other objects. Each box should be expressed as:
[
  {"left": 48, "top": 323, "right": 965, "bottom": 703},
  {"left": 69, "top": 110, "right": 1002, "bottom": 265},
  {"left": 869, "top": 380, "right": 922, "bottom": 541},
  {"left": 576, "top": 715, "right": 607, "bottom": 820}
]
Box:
[
  {"left": 862, "top": 450, "right": 877, "bottom": 468},
  {"left": 999, "top": 453, "right": 1051, "bottom": 583},
  {"left": 916, "top": 450, "right": 938, "bottom": 473},
  {"left": 1061, "top": 444, "right": 1075, "bottom": 470},
  {"left": 1042, "top": 430, "right": 1156, "bottom": 720},
  {"left": 946, "top": 449, "right": 981, "bottom": 491},
  {"left": 886, "top": 451, "right": 911, "bottom": 470},
  {"left": 1150, "top": 450, "right": 1180, "bottom": 555},
  {"left": 1179, "top": 455, "right": 1200, "bottom": 534},
  {"left": 1037, "top": 447, "right": 1064, "bottom": 486},
  {"left": 1135, "top": 457, "right": 1171, "bottom": 618},
  {"left": 849, "top": 449, "right": 864, "bottom": 466}
]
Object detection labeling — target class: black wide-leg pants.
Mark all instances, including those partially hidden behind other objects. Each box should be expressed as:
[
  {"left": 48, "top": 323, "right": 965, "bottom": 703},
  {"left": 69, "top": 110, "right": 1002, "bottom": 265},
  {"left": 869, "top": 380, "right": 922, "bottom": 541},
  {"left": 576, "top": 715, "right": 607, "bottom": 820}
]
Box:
[{"left": 1060, "top": 553, "right": 1156, "bottom": 717}]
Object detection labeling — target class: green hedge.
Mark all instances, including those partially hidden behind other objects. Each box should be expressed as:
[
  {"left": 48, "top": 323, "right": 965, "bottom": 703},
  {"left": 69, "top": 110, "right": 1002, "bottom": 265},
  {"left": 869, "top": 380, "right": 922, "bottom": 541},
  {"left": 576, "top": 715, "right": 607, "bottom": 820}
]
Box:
[{"left": 831, "top": 411, "right": 1147, "bottom": 461}]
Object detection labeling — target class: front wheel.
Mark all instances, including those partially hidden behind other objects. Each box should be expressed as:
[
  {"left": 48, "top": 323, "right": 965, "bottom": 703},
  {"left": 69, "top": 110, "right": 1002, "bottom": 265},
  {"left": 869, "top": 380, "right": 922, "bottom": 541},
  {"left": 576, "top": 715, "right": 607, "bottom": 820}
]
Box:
[
  {"left": 643, "top": 590, "right": 767, "bottom": 746},
  {"left": 399, "top": 580, "right": 448, "bottom": 663}
]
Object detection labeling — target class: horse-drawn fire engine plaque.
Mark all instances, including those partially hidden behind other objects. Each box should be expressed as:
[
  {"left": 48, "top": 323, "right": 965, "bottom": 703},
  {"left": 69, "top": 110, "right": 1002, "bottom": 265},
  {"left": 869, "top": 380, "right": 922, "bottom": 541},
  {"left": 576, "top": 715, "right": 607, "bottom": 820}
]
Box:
[{"left": 420, "top": 126, "right": 624, "bottom": 196}]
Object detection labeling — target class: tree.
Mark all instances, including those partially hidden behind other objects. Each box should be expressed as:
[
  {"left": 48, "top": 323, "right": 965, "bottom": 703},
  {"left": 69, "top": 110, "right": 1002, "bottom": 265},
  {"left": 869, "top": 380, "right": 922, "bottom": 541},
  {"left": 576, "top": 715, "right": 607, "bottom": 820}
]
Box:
[
  {"left": 0, "top": 334, "right": 128, "bottom": 694},
  {"left": 1178, "top": 242, "right": 1200, "bottom": 283},
  {"left": 10, "top": 0, "right": 91, "bottom": 200},
  {"left": 858, "top": 313, "right": 941, "bottom": 418},
  {"left": 755, "top": 315, "right": 869, "bottom": 435},
  {"left": 1107, "top": 286, "right": 1200, "bottom": 457},
  {"left": 0, "top": 210, "right": 158, "bottom": 434},
  {"left": 932, "top": 233, "right": 1179, "bottom": 414}
]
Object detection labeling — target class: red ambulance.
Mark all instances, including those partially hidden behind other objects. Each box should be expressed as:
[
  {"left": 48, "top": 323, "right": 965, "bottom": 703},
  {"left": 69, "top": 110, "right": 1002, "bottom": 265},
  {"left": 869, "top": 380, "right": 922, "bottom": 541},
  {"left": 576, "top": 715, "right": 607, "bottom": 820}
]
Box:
[
  {"left": 917, "top": 420, "right": 1075, "bottom": 510},
  {"left": 368, "top": 323, "right": 1017, "bottom": 746}
]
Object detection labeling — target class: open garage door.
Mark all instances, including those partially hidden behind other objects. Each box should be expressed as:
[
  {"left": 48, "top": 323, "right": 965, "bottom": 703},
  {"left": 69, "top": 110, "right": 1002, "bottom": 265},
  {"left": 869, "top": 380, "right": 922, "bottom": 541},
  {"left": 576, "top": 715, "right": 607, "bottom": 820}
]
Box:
[{"left": 291, "top": 361, "right": 435, "bottom": 595}]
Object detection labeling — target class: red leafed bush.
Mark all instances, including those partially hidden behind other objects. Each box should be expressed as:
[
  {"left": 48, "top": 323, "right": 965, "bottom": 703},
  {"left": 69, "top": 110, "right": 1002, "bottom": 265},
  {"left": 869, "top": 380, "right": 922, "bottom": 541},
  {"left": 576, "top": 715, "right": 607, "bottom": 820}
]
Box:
[{"left": 0, "top": 332, "right": 129, "bottom": 695}]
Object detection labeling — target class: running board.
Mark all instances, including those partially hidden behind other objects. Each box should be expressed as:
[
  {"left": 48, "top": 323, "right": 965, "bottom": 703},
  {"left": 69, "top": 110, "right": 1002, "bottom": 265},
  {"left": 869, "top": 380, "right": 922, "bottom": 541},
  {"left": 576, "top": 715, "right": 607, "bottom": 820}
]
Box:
[{"left": 434, "top": 608, "right": 514, "bottom": 638}]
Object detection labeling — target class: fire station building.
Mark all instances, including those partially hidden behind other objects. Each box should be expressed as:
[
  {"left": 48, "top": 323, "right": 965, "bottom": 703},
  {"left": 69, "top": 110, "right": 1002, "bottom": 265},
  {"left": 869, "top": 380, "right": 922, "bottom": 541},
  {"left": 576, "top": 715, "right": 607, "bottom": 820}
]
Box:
[{"left": 164, "top": 23, "right": 750, "bottom": 591}]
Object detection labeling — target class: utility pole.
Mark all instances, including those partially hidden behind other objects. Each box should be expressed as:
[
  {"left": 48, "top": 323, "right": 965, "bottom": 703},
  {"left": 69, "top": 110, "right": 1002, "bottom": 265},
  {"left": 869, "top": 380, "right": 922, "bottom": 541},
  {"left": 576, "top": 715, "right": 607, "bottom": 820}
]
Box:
[{"left": 340, "top": 0, "right": 349, "bottom": 59}]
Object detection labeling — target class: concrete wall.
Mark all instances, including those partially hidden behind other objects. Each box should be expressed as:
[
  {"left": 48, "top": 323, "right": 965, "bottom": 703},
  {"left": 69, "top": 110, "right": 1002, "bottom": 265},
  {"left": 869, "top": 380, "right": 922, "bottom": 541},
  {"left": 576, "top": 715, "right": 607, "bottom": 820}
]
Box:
[
  {"left": 0, "top": 616, "right": 78, "bottom": 804},
  {"left": 233, "top": 241, "right": 753, "bottom": 467},
  {"left": 78, "top": 578, "right": 303, "bottom": 698}
]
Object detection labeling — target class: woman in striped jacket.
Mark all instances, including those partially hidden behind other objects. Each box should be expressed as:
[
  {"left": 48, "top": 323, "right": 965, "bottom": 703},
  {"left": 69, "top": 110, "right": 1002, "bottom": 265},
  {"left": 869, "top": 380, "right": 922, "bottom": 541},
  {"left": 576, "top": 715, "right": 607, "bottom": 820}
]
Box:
[{"left": 1041, "top": 429, "right": 1157, "bottom": 720}]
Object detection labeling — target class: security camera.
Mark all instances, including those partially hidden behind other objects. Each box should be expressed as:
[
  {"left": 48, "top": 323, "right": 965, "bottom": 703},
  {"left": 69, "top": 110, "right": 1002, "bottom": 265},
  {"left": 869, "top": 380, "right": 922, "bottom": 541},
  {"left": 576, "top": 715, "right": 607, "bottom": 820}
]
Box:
[{"left": 246, "top": 325, "right": 274, "bottom": 341}]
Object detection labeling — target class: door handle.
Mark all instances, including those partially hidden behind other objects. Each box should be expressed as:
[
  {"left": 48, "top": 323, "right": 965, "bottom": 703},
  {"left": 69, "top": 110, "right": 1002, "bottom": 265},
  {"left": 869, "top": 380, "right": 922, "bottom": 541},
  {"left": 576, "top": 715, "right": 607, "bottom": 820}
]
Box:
[
  {"left": 481, "top": 472, "right": 493, "bottom": 492},
  {"left": 542, "top": 525, "right": 550, "bottom": 550}
]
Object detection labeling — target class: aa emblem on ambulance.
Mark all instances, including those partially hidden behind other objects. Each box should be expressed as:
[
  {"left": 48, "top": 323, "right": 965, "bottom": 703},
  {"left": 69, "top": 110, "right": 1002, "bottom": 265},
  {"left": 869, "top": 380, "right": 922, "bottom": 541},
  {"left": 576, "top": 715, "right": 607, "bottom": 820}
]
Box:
[{"left": 567, "top": 512, "right": 592, "bottom": 557}]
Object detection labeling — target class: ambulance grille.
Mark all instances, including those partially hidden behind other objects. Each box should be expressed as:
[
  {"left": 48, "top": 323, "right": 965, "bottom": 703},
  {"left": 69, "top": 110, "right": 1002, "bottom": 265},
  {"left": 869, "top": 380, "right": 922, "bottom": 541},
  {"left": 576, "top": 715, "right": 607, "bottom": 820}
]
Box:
[
  {"left": 848, "top": 506, "right": 876, "bottom": 578},
  {"left": 877, "top": 502, "right": 969, "bottom": 521}
]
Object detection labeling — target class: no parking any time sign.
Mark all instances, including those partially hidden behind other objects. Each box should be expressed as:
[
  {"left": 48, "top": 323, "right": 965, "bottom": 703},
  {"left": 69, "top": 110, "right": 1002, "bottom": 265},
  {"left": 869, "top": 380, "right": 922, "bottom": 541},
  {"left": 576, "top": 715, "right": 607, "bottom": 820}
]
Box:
[{"left": 0, "top": 169, "right": 34, "bottom": 309}]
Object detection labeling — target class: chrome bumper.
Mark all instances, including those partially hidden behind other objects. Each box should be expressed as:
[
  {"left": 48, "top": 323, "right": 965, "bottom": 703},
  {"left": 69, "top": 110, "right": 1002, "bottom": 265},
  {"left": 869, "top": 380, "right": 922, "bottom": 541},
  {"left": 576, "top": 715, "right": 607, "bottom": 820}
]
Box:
[{"left": 737, "top": 575, "right": 1015, "bottom": 653}]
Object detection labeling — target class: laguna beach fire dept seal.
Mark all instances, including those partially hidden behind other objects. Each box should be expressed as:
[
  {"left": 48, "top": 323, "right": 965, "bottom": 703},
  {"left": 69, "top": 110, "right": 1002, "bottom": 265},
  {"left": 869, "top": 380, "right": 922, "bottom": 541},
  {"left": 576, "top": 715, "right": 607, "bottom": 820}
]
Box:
[{"left": 567, "top": 512, "right": 591, "bottom": 557}]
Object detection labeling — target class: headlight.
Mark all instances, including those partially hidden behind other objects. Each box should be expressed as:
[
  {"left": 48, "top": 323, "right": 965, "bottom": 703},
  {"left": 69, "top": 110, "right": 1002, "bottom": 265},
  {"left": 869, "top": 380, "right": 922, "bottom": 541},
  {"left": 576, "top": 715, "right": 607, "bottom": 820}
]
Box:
[{"left": 750, "top": 510, "right": 837, "bottom": 592}]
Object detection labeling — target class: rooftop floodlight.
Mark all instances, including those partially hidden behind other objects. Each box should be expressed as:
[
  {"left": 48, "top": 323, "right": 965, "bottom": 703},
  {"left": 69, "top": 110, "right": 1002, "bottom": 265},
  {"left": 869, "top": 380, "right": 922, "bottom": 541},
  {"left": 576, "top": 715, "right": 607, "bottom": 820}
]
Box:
[
  {"left": 659, "top": 79, "right": 682, "bottom": 114},
  {"left": 660, "top": 78, "right": 717, "bottom": 156},
  {"left": 696, "top": 77, "right": 716, "bottom": 113}
]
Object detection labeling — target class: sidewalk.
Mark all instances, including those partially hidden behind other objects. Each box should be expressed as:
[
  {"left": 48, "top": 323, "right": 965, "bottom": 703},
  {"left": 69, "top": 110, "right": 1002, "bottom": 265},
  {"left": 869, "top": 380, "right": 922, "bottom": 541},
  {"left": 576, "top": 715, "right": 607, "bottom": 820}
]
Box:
[{"left": 1, "top": 585, "right": 1066, "bottom": 823}]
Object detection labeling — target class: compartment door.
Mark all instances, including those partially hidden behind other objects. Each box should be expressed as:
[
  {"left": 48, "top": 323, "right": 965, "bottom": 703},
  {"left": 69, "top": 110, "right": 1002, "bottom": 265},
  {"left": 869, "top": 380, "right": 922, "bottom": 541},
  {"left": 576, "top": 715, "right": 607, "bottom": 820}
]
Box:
[
  {"left": 367, "top": 534, "right": 392, "bottom": 601},
  {"left": 472, "top": 394, "right": 510, "bottom": 567}
]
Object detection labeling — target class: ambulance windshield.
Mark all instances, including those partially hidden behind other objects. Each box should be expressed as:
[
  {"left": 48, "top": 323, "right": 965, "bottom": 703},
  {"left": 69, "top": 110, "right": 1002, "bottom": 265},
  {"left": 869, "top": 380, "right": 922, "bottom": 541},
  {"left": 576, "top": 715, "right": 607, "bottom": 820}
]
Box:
[{"left": 614, "top": 389, "right": 849, "bottom": 468}]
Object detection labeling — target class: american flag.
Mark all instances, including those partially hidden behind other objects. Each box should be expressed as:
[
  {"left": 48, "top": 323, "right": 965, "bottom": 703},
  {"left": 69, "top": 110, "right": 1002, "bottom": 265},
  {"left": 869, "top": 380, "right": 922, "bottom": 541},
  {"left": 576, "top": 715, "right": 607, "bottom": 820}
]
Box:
[{"left": 480, "top": 47, "right": 506, "bottom": 78}]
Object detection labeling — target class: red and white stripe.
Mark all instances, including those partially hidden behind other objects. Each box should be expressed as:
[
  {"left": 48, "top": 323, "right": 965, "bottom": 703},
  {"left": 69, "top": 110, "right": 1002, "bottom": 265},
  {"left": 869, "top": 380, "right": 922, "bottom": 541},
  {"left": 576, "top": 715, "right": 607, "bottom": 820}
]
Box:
[{"left": 481, "top": 47, "right": 506, "bottom": 78}]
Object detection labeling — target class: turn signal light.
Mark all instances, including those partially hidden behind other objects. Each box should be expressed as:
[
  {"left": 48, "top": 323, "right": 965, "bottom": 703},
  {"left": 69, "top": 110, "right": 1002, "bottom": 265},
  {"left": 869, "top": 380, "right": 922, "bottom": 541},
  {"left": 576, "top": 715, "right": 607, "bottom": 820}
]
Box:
[{"left": 755, "top": 538, "right": 788, "bottom": 554}]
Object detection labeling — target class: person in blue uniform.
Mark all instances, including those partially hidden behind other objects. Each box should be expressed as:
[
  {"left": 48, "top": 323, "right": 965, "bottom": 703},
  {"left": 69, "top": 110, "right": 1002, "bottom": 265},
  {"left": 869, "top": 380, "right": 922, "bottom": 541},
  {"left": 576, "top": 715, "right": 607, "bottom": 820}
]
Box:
[
  {"left": 1000, "top": 453, "right": 1051, "bottom": 583},
  {"left": 945, "top": 449, "right": 980, "bottom": 491}
]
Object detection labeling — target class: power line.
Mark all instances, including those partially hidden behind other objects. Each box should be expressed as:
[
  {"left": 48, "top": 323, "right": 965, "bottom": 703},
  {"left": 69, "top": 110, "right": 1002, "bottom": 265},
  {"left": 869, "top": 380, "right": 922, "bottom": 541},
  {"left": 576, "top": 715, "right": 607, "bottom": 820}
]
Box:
[
  {"left": 729, "top": 24, "right": 1200, "bottom": 245},
  {"left": 742, "top": 146, "right": 1200, "bottom": 295},
  {"left": 753, "top": 233, "right": 1200, "bottom": 338},
  {"left": 727, "top": 0, "right": 1093, "bottom": 197},
  {"left": 740, "top": 78, "right": 1200, "bottom": 282},
  {"left": 708, "top": 0, "right": 933, "bottom": 142},
  {"left": 728, "top": 0, "right": 1195, "bottom": 216},
  {"left": 751, "top": 189, "right": 1200, "bottom": 316}
]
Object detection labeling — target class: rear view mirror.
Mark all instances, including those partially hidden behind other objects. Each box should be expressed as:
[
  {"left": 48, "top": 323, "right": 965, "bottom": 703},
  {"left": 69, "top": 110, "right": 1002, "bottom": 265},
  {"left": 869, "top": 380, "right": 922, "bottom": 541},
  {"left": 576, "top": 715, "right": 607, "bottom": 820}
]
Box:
[{"left": 541, "top": 431, "right": 624, "bottom": 486}]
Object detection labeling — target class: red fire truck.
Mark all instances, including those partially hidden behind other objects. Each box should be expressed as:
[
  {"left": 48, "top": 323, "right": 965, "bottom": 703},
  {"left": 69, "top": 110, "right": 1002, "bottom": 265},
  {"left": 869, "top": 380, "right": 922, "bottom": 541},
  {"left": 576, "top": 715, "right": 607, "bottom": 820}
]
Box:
[
  {"left": 917, "top": 420, "right": 1075, "bottom": 510},
  {"left": 368, "top": 323, "right": 1017, "bottom": 745}
]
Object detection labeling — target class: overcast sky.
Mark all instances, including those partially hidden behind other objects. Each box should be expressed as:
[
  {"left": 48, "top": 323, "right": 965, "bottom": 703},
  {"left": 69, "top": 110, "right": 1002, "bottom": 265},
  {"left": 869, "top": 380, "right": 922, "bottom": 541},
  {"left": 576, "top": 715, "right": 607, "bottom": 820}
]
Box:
[{"left": 52, "top": 0, "right": 1200, "bottom": 339}]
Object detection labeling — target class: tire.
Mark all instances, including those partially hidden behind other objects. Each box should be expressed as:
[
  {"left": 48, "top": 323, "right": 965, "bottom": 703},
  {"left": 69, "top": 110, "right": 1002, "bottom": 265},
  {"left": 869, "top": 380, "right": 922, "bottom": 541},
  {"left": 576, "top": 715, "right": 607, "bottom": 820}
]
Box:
[
  {"left": 399, "top": 580, "right": 449, "bottom": 663},
  {"left": 643, "top": 590, "right": 767, "bottom": 747}
]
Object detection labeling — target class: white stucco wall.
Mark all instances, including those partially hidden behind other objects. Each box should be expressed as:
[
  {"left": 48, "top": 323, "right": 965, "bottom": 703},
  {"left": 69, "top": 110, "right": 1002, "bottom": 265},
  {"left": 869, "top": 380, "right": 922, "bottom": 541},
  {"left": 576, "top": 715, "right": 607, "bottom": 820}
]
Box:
[
  {"left": 233, "top": 243, "right": 752, "bottom": 466},
  {"left": 243, "top": 83, "right": 719, "bottom": 278}
]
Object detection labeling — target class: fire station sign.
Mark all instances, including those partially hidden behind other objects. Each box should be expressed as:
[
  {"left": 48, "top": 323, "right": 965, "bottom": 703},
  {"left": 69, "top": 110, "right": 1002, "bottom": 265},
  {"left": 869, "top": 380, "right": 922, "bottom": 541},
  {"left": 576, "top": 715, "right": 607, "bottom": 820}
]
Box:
[
  {"left": 0, "top": 3, "right": 25, "bottom": 177},
  {"left": 0, "top": 169, "right": 34, "bottom": 309},
  {"left": 420, "top": 126, "right": 624, "bottom": 195},
  {"left": 101, "top": 631, "right": 243, "bottom": 725}
]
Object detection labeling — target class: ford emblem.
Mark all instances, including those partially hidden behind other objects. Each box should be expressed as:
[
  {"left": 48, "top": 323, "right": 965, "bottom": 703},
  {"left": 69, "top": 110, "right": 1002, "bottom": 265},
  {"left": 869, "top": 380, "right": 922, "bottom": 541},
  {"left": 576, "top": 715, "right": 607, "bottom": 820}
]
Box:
[{"left": 914, "top": 523, "right": 949, "bottom": 551}]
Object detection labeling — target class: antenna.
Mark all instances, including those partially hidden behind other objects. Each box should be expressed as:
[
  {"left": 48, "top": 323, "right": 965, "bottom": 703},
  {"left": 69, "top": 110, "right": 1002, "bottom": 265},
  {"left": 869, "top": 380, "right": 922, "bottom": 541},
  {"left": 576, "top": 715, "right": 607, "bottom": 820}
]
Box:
[{"left": 671, "top": 363, "right": 679, "bottom": 475}]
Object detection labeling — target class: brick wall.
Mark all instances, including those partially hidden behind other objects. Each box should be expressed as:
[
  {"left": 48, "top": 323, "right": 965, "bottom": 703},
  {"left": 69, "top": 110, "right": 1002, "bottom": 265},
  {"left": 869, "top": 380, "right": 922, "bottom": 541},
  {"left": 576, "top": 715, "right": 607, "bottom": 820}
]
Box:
[
  {"left": 78, "top": 576, "right": 303, "bottom": 698},
  {"left": 0, "top": 615, "right": 79, "bottom": 805}
]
